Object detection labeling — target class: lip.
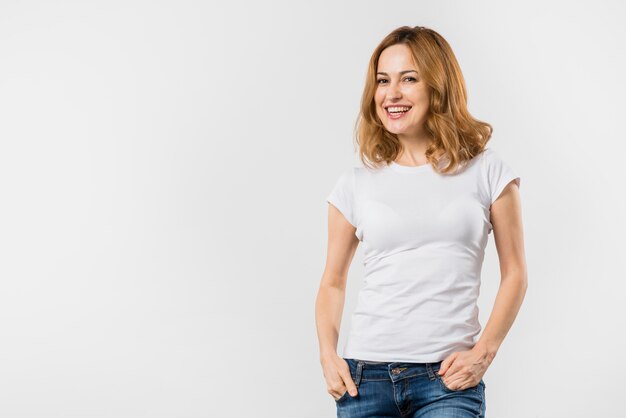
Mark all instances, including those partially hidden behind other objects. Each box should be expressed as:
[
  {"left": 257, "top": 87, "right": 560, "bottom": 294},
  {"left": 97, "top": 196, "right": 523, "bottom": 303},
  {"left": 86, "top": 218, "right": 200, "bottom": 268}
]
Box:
[
  {"left": 384, "top": 104, "right": 412, "bottom": 109},
  {"left": 385, "top": 106, "right": 412, "bottom": 120}
]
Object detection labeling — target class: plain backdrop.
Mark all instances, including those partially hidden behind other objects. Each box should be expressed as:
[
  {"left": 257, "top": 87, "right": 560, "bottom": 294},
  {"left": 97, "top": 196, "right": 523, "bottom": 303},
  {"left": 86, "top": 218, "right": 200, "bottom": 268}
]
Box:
[{"left": 1, "top": 1, "right": 625, "bottom": 417}]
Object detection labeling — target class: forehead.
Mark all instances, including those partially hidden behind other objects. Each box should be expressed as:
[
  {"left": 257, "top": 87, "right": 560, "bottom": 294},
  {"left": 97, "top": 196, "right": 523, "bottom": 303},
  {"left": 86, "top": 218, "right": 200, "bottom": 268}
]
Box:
[{"left": 377, "top": 44, "right": 418, "bottom": 72}]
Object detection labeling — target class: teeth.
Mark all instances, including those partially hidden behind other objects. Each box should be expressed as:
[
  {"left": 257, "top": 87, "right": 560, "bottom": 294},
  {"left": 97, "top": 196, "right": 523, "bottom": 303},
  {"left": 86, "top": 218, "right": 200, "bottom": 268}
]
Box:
[{"left": 388, "top": 106, "right": 411, "bottom": 113}]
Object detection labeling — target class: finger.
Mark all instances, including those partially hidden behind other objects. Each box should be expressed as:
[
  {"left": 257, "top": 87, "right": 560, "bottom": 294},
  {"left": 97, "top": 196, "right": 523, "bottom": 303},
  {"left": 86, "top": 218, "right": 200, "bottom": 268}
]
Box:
[
  {"left": 340, "top": 369, "right": 358, "bottom": 396},
  {"left": 444, "top": 376, "right": 460, "bottom": 390},
  {"left": 446, "top": 375, "right": 469, "bottom": 391},
  {"left": 446, "top": 366, "right": 460, "bottom": 378},
  {"left": 444, "top": 359, "right": 465, "bottom": 378},
  {"left": 438, "top": 352, "right": 457, "bottom": 375},
  {"left": 438, "top": 358, "right": 449, "bottom": 375},
  {"left": 329, "top": 384, "right": 347, "bottom": 400},
  {"left": 335, "top": 389, "right": 347, "bottom": 400}
]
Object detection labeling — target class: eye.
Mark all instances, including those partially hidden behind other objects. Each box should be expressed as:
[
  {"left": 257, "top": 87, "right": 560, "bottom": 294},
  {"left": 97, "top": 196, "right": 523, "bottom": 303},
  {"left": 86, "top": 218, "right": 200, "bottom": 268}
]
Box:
[{"left": 376, "top": 77, "right": 416, "bottom": 84}]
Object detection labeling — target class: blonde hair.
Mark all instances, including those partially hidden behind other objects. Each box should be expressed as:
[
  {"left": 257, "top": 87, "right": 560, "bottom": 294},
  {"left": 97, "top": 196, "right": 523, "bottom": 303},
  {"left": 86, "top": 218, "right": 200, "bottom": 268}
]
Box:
[{"left": 354, "top": 26, "right": 493, "bottom": 174}]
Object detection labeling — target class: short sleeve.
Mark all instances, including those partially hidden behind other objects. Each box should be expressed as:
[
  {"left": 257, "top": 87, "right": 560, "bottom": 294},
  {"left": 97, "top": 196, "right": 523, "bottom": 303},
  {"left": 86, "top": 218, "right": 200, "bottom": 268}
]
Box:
[
  {"left": 326, "top": 168, "right": 356, "bottom": 227},
  {"left": 482, "top": 148, "right": 521, "bottom": 205}
]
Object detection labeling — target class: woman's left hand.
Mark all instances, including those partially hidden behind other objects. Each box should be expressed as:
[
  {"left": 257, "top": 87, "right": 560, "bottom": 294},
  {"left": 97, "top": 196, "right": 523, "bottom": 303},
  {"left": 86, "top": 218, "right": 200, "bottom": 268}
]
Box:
[{"left": 437, "top": 344, "right": 493, "bottom": 390}]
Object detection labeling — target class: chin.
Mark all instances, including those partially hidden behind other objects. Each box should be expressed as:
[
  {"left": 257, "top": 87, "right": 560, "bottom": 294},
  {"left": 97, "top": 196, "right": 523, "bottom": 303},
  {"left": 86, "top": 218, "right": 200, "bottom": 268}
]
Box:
[{"left": 384, "top": 125, "right": 410, "bottom": 135}]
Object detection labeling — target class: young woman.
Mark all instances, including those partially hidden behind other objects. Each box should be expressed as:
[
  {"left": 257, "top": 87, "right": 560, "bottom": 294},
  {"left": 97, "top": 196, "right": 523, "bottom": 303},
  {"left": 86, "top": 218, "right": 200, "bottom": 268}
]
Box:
[{"left": 315, "top": 26, "right": 527, "bottom": 418}]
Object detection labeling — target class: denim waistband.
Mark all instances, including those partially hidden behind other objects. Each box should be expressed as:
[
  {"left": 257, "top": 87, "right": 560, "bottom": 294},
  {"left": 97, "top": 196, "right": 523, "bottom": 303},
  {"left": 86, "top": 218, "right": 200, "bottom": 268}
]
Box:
[
  {"left": 345, "top": 358, "right": 445, "bottom": 384},
  {"left": 354, "top": 359, "right": 443, "bottom": 368}
]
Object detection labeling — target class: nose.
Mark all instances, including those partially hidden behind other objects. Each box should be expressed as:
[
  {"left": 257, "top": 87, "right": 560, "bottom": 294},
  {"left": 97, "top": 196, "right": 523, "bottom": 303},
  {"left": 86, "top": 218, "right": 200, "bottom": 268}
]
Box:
[{"left": 387, "top": 81, "right": 402, "bottom": 100}]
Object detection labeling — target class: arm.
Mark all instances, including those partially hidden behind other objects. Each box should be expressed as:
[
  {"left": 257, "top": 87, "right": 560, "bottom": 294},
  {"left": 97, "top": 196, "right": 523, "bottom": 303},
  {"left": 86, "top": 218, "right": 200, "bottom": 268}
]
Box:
[
  {"left": 315, "top": 203, "right": 360, "bottom": 399},
  {"left": 438, "top": 180, "right": 528, "bottom": 389},
  {"left": 473, "top": 179, "right": 528, "bottom": 362}
]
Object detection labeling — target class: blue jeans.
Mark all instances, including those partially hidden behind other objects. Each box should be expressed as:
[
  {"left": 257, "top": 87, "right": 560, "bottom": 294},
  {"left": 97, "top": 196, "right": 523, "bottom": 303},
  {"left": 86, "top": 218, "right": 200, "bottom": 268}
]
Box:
[{"left": 335, "top": 358, "right": 486, "bottom": 417}]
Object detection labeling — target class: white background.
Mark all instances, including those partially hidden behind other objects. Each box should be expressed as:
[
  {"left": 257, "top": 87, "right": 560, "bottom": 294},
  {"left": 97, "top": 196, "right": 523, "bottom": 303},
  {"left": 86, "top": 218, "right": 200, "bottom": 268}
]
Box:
[{"left": 1, "top": 1, "right": 624, "bottom": 417}]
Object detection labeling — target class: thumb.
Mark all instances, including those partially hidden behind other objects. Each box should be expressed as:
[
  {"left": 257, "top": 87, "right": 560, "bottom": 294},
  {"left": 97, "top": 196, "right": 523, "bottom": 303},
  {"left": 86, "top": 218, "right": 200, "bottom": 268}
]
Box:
[
  {"left": 438, "top": 353, "right": 456, "bottom": 375},
  {"left": 343, "top": 373, "right": 358, "bottom": 396}
]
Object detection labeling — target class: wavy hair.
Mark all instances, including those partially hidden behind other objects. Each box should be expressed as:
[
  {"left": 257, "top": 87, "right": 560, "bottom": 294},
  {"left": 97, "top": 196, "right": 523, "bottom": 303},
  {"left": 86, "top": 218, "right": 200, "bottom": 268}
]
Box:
[{"left": 354, "top": 26, "right": 493, "bottom": 174}]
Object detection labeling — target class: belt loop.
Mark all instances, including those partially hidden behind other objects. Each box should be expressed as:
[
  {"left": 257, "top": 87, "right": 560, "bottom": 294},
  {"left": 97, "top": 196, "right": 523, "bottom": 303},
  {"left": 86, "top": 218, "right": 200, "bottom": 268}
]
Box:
[
  {"left": 355, "top": 360, "right": 363, "bottom": 387},
  {"left": 426, "top": 363, "right": 435, "bottom": 380}
]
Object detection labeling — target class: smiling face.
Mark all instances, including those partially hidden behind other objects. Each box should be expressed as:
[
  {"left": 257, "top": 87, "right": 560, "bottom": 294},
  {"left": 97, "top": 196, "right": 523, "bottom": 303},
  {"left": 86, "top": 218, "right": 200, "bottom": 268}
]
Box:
[{"left": 375, "top": 44, "right": 431, "bottom": 140}]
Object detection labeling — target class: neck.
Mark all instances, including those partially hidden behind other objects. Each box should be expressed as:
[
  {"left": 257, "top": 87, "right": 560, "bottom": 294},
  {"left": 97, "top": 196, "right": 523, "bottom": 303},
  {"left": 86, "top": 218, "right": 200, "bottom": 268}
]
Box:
[{"left": 395, "top": 132, "right": 433, "bottom": 164}]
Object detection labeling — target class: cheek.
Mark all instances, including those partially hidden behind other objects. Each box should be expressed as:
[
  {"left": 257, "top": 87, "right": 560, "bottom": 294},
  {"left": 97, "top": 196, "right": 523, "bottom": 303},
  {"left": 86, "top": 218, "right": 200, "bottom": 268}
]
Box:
[
  {"left": 410, "top": 94, "right": 429, "bottom": 114},
  {"left": 374, "top": 97, "right": 385, "bottom": 115},
  {"left": 374, "top": 92, "right": 384, "bottom": 107},
  {"left": 417, "top": 89, "right": 430, "bottom": 106}
]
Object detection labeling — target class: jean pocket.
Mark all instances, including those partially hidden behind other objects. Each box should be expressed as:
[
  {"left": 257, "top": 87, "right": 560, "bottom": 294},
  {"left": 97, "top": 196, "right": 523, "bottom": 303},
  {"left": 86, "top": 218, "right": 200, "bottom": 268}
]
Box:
[
  {"left": 335, "top": 359, "right": 356, "bottom": 403},
  {"left": 335, "top": 389, "right": 350, "bottom": 403},
  {"left": 437, "top": 374, "right": 479, "bottom": 393}
]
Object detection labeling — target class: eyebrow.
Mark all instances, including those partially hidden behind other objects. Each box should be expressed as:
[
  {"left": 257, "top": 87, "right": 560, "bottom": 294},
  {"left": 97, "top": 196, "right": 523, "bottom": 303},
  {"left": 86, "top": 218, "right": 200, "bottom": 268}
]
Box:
[{"left": 376, "top": 70, "right": 418, "bottom": 76}]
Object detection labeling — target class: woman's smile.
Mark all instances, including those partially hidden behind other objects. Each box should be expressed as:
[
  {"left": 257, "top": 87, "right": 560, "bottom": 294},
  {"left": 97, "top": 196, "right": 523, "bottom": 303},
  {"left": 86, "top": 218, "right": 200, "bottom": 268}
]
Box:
[{"left": 385, "top": 105, "right": 412, "bottom": 120}]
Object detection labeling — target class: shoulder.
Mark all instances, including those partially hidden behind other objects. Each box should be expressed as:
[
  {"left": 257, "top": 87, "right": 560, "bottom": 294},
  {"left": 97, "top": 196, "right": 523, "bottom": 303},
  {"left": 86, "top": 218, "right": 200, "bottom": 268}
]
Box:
[
  {"left": 480, "top": 146, "right": 513, "bottom": 161},
  {"left": 478, "top": 146, "right": 521, "bottom": 204},
  {"left": 329, "top": 166, "right": 359, "bottom": 193},
  {"left": 479, "top": 147, "right": 497, "bottom": 161},
  {"left": 478, "top": 147, "right": 511, "bottom": 169},
  {"left": 333, "top": 164, "right": 384, "bottom": 186},
  {"left": 341, "top": 166, "right": 369, "bottom": 179}
]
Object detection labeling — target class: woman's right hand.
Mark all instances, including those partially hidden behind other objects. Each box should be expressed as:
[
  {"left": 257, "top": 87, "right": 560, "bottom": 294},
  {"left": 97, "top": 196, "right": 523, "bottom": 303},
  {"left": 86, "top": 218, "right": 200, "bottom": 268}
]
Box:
[{"left": 321, "top": 353, "right": 358, "bottom": 401}]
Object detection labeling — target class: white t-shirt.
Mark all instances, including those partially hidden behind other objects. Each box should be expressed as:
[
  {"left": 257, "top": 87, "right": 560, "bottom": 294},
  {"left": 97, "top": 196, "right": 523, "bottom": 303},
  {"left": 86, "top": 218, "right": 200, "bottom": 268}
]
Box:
[{"left": 326, "top": 147, "right": 521, "bottom": 363}]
